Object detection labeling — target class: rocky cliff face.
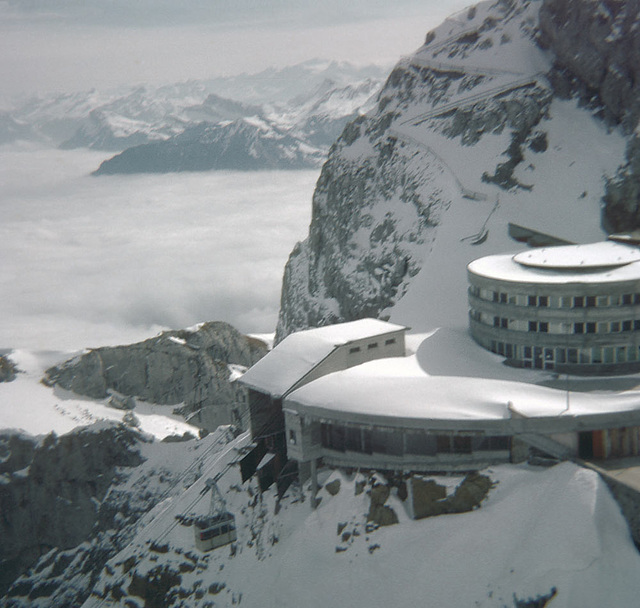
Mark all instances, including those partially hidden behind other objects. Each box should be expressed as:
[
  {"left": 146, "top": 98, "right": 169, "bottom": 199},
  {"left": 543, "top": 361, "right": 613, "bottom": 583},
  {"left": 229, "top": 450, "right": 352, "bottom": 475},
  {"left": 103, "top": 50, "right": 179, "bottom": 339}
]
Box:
[
  {"left": 43, "top": 322, "right": 267, "bottom": 431},
  {"left": 276, "top": 0, "right": 635, "bottom": 339},
  {"left": 538, "top": 0, "right": 640, "bottom": 231},
  {"left": 0, "top": 355, "right": 17, "bottom": 382},
  {"left": 0, "top": 424, "right": 144, "bottom": 598},
  {"left": 0, "top": 425, "right": 240, "bottom": 607}
]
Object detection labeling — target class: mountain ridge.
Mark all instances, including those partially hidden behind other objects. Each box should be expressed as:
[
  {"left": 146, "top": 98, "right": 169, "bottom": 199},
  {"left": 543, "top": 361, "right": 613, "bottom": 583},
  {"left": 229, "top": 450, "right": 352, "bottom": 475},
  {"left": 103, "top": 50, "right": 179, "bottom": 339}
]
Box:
[{"left": 276, "top": 0, "right": 633, "bottom": 341}]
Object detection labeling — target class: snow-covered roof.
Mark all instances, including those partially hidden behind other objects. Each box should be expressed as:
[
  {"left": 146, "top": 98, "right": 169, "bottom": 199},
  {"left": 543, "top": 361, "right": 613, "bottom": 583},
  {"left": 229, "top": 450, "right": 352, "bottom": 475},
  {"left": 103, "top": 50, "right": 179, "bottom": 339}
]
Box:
[
  {"left": 285, "top": 354, "right": 640, "bottom": 430},
  {"left": 514, "top": 241, "right": 640, "bottom": 270},
  {"left": 238, "top": 319, "right": 407, "bottom": 398},
  {"left": 468, "top": 242, "right": 640, "bottom": 286}
]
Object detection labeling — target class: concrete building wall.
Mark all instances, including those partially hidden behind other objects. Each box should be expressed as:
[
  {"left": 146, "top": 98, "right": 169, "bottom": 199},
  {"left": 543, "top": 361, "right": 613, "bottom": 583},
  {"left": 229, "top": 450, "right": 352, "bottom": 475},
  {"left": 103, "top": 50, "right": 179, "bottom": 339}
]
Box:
[
  {"left": 467, "top": 268, "right": 640, "bottom": 372},
  {"left": 246, "top": 327, "right": 405, "bottom": 447},
  {"left": 288, "top": 328, "right": 406, "bottom": 394},
  {"left": 548, "top": 432, "right": 579, "bottom": 454}
]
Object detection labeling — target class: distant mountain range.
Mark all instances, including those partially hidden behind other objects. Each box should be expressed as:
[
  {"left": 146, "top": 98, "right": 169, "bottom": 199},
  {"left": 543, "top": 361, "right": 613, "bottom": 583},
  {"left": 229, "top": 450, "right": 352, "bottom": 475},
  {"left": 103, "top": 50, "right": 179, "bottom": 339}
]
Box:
[{"left": 2, "top": 60, "right": 386, "bottom": 173}]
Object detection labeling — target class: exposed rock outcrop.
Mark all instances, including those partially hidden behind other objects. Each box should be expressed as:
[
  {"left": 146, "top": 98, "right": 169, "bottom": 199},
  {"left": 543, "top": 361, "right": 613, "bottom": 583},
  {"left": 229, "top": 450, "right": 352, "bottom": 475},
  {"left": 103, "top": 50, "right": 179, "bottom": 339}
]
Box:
[
  {"left": 367, "top": 483, "right": 399, "bottom": 527},
  {"left": 1, "top": 426, "right": 240, "bottom": 606},
  {"left": 43, "top": 321, "right": 267, "bottom": 431},
  {"left": 276, "top": 0, "right": 554, "bottom": 339},
  {"left": 0, "top": 424, "right": 145, "bottom": 597},
  {"left": 0, "top": 355, "right": 17, "bottom": 382},
  {"left": 410, "top": 472, "right": 494, "bottom": 519},
  {"left": 538, "top": 0, "right": 640, "bottom": 231},
  {"left": 276, "top": 0, "right": 635, "bottom": 339}
]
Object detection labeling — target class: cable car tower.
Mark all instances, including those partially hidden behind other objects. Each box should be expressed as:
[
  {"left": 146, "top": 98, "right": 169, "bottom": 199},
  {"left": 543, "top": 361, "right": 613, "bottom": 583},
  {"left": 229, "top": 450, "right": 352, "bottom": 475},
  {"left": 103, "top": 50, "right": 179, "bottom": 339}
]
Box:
[{"left": 194, "top": 478, "right": 237, "bottom": 552}]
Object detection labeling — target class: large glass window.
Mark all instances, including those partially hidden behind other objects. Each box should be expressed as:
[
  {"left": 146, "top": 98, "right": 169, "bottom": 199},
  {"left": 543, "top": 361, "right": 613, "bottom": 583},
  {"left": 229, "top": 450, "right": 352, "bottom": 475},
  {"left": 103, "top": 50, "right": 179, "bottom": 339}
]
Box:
[
  {"left": 436, "top": 435, "right": 451, "bottom": 453},
  {"left": 453, "top": 436, "right": 472, "bottom": 453},
  {"left": 371, "top": 428, "right": 402, "bottom": 455},
  {"left": 405, "top": 431, "right": 436, "bottom": 456},
  {"left": 345, "top": 427, "right": 361, "bottom": 452}
]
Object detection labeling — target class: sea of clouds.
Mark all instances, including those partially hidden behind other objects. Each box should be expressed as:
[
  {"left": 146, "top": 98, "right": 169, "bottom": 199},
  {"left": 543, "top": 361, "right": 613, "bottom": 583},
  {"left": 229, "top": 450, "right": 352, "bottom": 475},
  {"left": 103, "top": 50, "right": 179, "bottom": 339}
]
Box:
[{"left": 0, "top": 143, "right": 316, "bottom": 351}]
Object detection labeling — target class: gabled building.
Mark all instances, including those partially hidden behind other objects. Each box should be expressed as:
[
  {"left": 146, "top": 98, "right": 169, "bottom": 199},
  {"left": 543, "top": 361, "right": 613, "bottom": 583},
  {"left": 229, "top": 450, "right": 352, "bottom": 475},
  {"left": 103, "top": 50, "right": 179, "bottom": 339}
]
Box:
[
  {"left": 237, "top": 240, "right": 640, "bottom": 508},
  {"left": 237, "top": 319, "right": 407, "bottom": 484}
]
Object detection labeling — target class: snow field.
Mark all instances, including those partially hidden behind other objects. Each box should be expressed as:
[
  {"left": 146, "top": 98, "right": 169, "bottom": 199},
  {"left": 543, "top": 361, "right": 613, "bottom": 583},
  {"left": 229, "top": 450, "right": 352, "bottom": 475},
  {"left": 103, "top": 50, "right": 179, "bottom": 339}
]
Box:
[
  {"left": 85, "top": 429, "right": 640, "bottom": 608},
  {"left": 0, "top": 349, "right": 200, "bottom": 439}
]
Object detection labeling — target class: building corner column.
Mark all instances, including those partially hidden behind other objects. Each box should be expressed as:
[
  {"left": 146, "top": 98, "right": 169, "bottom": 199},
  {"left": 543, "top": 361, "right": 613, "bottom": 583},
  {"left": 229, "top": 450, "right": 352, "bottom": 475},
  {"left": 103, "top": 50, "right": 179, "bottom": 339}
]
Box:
[{"left": 310, "top": 458, "right": 319, "bottom": 509}]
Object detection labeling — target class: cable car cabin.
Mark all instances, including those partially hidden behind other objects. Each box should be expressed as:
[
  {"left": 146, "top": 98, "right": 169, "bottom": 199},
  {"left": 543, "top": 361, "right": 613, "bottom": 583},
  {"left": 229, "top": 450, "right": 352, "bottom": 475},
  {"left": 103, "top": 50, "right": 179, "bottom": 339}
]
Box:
[{"left": 194, "top": 511, "right": 237, "bottom": 552}]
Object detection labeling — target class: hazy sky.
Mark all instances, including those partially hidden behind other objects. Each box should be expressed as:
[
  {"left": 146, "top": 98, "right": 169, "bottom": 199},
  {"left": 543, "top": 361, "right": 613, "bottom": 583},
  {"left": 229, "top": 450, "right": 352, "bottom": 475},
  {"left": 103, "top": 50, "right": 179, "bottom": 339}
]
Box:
[{"left": 0, "top": 0, "right": 470, "bottom": 100}]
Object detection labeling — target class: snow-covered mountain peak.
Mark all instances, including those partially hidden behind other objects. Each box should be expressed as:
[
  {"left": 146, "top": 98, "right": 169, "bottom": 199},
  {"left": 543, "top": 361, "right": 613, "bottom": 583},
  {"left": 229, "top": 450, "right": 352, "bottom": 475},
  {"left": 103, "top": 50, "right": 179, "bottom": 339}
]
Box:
[
  {"left": 2, "top": 60, "right": 387, "bottom": 153},
  {"left": 416, "top": 0, "right": 548, "bottom": 74}
]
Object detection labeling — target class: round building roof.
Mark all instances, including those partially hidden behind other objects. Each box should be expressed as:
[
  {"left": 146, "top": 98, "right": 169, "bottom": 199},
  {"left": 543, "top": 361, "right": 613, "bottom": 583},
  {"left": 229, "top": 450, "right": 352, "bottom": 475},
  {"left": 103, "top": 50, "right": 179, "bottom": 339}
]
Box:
[
  {"left": 513, "top": 241, "right": 640, "bottom": 270},
  {"left": 468, "top": 241, "right": 640, "bottom": 285}
]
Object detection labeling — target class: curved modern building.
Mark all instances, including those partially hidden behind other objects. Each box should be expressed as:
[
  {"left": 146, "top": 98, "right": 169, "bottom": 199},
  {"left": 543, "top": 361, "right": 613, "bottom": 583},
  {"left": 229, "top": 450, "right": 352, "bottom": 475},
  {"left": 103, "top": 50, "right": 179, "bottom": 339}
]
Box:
[{"left": 467, "top": 240, "right": 640, "bottom": 374}]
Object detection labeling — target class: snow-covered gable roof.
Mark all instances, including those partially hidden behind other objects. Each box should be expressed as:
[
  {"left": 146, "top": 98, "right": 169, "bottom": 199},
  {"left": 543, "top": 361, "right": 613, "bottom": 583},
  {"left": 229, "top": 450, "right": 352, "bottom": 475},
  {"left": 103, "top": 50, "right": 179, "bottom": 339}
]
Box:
[{"left": 238, "top": 319, "right": 407, "bottom": 398}]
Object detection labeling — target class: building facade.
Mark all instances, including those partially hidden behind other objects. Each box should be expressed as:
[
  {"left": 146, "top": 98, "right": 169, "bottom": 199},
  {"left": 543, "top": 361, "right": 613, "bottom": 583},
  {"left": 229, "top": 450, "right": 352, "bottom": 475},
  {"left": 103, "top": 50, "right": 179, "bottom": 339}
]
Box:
[
  {"left": 237, "top": 319, "right": 407, "bottom": 487},
  {"left": 467, "top": 241, "right": 640, "bottom": 373}
]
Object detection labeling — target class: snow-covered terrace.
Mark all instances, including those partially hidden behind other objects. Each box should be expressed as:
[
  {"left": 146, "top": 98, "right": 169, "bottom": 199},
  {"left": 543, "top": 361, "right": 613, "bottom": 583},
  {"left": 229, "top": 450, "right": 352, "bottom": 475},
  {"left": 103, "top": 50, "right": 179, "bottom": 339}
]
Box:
[{"left": 285, "top": 327, "right": 640, "bottom": 434}]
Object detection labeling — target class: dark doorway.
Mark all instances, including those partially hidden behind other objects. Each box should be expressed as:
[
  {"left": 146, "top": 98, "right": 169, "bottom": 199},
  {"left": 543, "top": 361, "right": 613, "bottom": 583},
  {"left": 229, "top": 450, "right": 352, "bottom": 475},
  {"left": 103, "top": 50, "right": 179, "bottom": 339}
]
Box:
[{"left": 578, "top": 431, "right": 593, "bottom": 459}]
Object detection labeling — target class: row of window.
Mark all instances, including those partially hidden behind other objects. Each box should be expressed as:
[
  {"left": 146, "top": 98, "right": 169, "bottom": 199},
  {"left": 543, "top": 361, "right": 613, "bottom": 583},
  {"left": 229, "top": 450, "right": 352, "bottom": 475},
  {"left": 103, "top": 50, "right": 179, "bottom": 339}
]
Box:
[
  {"left": 469, "top": 285, "right": 640, "bottom": 309},
  {"left": 348, "top": 338, "right": 396, "bottom": 355},
  {"left": 488, "top": 340, "right": 640, "bottom": 368},
  {"left": 471, "top": 309, "right": 640, "bottom": 335},
  {"left": 199, "top": 522, "right": 236, "bottom": 541},
  {"left": 319, "top": 423, "right": 510, "bottom": 456}
]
